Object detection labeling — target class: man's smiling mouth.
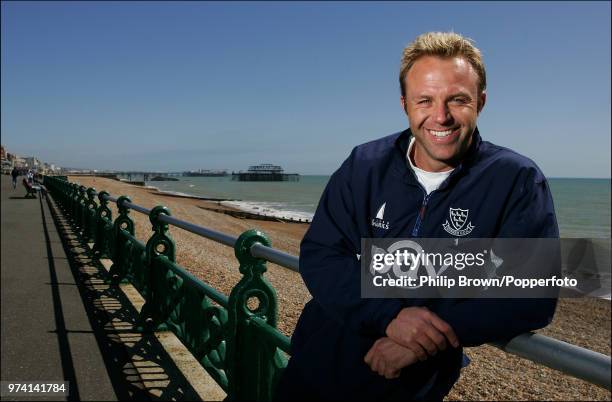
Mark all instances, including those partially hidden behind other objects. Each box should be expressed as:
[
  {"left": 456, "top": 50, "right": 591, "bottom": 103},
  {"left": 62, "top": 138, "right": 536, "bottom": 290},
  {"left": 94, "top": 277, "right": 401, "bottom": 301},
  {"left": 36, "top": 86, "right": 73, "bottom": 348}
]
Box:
[{"left": 427, "top": 128, "right": 456, "bottom": 138}]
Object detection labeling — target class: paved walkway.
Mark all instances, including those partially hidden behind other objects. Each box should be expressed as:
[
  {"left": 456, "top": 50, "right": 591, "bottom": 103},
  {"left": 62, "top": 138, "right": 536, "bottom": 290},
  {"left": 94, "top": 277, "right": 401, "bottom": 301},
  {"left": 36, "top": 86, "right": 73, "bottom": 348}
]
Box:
[
  {"left": 1, "top": 175, "right": 119, "bottom": 400},
  {"left": 1, "top": 175, "right": 215, "bottom": 401}
]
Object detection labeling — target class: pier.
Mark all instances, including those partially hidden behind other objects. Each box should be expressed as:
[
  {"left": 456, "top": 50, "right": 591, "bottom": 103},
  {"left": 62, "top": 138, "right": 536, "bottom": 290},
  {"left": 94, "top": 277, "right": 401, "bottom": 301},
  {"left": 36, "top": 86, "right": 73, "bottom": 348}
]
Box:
[{"left": 232, "top": 164, "right": 299, "bottom": 182}]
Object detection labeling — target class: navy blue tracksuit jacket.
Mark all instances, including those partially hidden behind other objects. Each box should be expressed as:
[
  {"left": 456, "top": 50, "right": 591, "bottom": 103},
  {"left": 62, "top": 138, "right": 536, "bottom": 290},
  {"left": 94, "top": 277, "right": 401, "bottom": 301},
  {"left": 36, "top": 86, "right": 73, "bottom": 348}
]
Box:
[{"left": 276, "top": 128, "right": 559, "bottom": 401}]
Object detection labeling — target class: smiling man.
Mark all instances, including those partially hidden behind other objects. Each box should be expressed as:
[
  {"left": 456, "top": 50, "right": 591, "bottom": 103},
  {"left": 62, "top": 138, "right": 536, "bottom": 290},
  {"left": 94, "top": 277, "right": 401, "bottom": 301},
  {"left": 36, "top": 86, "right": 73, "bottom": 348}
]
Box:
[{"left": 276, "top": 32, "right": 558, "bottom": 401}]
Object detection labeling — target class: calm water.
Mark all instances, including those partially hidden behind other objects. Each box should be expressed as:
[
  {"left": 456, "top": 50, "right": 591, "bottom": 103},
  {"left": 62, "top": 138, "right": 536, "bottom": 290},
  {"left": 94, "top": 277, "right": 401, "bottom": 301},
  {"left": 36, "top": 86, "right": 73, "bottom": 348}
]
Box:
[
  {"left": 132, "top": 175, "right": 611, "bottom": 238},
  {"left": 548, "top": 179, "right": 611, "bottom": 238},
  {"left": 142, "top": 175, "right": 329, "bottom": 222}
]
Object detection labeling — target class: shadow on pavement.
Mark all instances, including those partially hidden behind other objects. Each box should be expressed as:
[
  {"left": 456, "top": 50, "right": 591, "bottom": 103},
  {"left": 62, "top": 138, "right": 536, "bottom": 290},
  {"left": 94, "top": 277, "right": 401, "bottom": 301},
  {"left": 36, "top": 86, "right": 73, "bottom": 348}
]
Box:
[
  {"left": 43, "top": 193, "right": 201, "bottom": 401},
  {"left": 39, "top": 191, "right": 82, "bottom": 401}
]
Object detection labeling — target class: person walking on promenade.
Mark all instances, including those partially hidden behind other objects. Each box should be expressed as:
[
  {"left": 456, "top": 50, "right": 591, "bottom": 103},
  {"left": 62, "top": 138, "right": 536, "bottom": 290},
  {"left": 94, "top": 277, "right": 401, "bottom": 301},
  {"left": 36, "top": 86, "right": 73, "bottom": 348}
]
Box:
[
  {"left": 10, "top": 167, "right": 19, "bottom": 189},
  {"left": 276, "top": 32, "right": 559, "bottom": 401}
]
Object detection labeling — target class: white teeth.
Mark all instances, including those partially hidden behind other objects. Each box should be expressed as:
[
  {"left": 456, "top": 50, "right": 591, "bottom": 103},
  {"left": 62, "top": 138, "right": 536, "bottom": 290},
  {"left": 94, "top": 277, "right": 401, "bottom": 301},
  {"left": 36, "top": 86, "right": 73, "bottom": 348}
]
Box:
[{"left": 429, "top": 129, "right": 453, "bottom": 137}]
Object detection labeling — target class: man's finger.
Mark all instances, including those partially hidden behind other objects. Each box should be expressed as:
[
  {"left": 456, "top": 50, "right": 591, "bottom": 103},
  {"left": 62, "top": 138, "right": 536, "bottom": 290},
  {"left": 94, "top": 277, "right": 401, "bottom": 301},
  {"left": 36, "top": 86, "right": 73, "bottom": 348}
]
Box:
[
  {"left": 364, "top": 346, "right": 374, "bottom": 365},
  {"left": 378, "top": 360, "right": 387, "bottom": 377},
  {"left": 371, "top": 349, "right": 383, "bottom": 374},
  {"left": 405, "top": 342, "right": 428, "bottom": 361},
  {"left": 367, "top": 353, "right": 374, "bottom": 369},
  {"left": 400, "top": 318, "right": 440, "bottom": 355},
  {"left": 373, "top": 354, "right": 385, "bottom": 376},
  {"left": 415, "top": 333, "right": 438, "bottom": 356},
  {"left": 365, "top": 339, "right": 382, "bottom": 366},
  {"left": 384, "top": 369, "right": 401, "bottom": 379},
  {"left": 426, "top": 312, "right": 460, "bottom": 347},
  {"left": 422, "top": 323, "right": 447, "bottom": 351}
]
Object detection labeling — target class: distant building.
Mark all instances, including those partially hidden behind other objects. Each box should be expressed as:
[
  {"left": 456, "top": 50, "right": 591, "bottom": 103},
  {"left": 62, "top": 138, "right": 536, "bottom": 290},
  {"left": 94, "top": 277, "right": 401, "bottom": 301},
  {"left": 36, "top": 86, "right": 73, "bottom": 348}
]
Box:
[
  {"left": 0, "top": 146, "right": 8, "bottom": 174},
  {"left": 25, "top": 157, "right": 41, "bottom": 170},
  {"left": 0, "top": 150, "right": 61, "bottom": 175},
  {"left": 1, "top": 160, "right": 11, "bottom": 175},
  {"left": 13, "top": 156, "right": 26, "bottom": 169}
]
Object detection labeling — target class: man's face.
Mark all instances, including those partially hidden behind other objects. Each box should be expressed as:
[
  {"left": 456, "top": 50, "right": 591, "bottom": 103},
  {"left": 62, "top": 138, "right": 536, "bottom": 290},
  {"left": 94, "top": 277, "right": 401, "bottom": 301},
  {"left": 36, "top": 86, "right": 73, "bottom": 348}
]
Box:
[{"left": 401, "top": 55, "right": 486, "bottom": 172}]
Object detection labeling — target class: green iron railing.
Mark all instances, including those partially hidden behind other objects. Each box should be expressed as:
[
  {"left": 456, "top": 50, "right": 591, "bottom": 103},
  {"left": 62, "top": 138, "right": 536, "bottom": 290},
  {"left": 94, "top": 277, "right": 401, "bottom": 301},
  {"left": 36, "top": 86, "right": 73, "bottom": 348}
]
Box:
[
  {"left": 42, "top": 175, "right": 611, "bottom": 396},
  {"left": 43, "top": 175, "right": 290, "bottom": 401}
]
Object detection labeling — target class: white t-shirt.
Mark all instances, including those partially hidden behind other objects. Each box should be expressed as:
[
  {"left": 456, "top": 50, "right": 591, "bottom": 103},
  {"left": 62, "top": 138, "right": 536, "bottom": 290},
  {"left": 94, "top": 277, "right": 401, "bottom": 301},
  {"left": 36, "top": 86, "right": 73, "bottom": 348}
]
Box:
[{"left": 407, "top": 137, "right": 454, "bottom": 195}]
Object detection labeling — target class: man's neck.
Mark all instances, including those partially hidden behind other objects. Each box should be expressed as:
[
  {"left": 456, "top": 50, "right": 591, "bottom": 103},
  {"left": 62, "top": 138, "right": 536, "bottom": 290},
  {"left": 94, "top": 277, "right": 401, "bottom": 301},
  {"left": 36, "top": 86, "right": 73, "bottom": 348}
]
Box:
[{"left": 410, "top": 143, "right": 456, "bottom": 173}]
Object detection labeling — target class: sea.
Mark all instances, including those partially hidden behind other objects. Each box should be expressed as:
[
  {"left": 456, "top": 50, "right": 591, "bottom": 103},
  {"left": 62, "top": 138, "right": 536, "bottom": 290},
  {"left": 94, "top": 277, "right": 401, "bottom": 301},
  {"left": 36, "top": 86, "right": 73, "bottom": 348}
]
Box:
[
  {"left": 134, "top": 175, "right": 611, "bottom": 238},
  {"left": 121, "top": 174, "right": 611, "bottom": 298}
]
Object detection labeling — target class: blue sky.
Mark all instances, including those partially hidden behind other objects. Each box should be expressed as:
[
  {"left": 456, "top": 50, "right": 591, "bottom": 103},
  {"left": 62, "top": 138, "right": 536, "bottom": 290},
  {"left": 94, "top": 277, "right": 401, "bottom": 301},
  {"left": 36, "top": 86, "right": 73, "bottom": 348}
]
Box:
[{"left": 1, "top": 1, "right": 610, "bottom": 177}]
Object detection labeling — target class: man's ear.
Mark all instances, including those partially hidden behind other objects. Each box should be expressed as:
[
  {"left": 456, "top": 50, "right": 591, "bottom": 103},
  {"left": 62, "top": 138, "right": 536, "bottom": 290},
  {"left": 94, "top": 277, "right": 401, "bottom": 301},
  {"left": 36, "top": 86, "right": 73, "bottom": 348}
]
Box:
[
  {"left": 400, "top": 96, "right": 408, "bottom": 114},
  {"left": 477, "top": 91, "right": 487, "bottom": 114}
]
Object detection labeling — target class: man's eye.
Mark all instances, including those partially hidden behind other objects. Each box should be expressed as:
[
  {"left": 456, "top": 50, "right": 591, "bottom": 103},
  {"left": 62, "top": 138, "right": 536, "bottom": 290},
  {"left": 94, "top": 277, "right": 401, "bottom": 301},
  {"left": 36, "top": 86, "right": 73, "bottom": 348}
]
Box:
[
  {"left": 417, "top": 99, "right": 431, "bottom": 105},
  {"left": 451, "top": 97, "right": 469, "bottom": 104}
]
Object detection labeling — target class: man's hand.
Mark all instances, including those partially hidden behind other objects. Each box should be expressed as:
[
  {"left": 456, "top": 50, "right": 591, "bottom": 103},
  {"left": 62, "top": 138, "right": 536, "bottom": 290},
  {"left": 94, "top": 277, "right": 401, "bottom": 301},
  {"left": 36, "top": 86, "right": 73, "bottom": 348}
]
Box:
[
  {"left": 385, "top": 307, "right": 459, "bottom": 361},
  {"left": 364, "top": 337, "right": 418, "bottom": 379}
]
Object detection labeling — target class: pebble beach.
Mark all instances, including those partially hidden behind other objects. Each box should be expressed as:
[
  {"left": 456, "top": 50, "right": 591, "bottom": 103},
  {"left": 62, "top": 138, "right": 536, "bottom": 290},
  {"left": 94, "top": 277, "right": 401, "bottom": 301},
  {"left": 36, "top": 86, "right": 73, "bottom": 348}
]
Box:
[{"left": 68, "top": 176, "right": 611, "bottom": 401}]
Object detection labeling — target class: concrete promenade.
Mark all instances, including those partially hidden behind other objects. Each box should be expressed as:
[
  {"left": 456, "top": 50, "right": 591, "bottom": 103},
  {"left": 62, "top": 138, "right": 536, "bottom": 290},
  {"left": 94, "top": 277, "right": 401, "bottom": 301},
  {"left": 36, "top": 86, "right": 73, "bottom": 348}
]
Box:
[
  {"left": 1, "top": 174, "right": 120, "bottom": 400},
  {"left": 1, "top": 175, "right": 210, "bottom": 401}
]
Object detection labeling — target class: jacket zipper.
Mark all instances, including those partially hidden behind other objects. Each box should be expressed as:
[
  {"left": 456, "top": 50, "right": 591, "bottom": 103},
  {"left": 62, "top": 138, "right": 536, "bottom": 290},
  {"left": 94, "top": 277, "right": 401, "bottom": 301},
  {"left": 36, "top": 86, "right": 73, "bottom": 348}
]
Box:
[
  {"left": 404, "top": 135, "right": 467, "bottom": 237},
  {"left": 407, "top": 163, "right": 432, "bottom": 237},
  {"left": 411, "top": 192, "right": 430, "bottom": 237}
]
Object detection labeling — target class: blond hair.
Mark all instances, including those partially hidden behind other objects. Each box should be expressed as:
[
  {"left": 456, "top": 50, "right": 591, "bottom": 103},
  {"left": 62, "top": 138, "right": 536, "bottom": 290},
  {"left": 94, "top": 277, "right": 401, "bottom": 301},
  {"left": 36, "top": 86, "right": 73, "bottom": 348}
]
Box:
[{"left": 399, "top": 32, "right": 486, "bottom": 98}]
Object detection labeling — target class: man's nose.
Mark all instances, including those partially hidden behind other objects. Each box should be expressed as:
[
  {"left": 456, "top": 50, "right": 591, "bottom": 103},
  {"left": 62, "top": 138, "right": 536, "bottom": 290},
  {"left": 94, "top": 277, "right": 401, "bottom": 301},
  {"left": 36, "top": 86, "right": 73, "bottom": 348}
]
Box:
[{"left": 433, "top": 102, "right": 452, "bottom": 125}]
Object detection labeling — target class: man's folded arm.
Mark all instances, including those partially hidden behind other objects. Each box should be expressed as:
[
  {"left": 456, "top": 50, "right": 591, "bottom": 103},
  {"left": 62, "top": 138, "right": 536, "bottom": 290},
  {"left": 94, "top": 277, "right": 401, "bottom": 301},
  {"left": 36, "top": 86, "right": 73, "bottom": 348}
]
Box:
[
  {"left": 435, "top": 168, "right": 559, "bottom": 346},
  {"left": 299, "top": 153, "right": 403, "bottom": 337},
  {"left": 435, "top": 298, "right": 556, "bottom": 347}
]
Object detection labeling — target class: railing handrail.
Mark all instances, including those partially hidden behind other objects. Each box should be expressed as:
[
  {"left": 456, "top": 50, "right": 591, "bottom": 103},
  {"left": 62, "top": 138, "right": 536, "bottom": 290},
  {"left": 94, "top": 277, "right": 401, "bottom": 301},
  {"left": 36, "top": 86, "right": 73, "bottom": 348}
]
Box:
[
  {"left": 89, "top": 185, "right": 611, "bottom": 390},
  {"left": 493, "top": 333, "right": 611, "bottom": 390},
  {"left": 102, "top": 193, "right": 300, "bottom": 271}
]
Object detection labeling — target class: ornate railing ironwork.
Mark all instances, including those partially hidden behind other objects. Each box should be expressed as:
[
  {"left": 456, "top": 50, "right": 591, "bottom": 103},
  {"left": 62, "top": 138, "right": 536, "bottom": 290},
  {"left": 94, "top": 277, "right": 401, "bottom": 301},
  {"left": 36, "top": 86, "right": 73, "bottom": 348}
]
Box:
[{"left": 44, "top": 175, "right": 290, "bottom": 401}]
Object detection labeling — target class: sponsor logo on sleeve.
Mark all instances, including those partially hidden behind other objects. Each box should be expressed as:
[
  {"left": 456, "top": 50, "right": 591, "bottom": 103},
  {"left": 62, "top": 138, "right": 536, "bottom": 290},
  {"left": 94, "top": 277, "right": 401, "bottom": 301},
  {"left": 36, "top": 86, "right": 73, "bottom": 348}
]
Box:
[{"left": 371, "top": 202, "right": 390, "bottom": 230}]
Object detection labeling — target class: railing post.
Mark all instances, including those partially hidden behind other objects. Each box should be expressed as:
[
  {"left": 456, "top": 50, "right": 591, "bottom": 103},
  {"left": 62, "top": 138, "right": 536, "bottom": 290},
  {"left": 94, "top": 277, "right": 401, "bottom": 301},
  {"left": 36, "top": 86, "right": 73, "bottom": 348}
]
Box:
[
  {"left": 93, "top": 190, "right": 113, "bottom": 258},
  {"left": 108, "top": 196, "right": 135, "bottom": 284},
  {"left": 70, "top": 183, "right": 79, "bottom": 221},
  {"left": 59, "top": 178, "right": 67, "bottom": 208},
  {"left": 136, "top": 205, "right": 177, "bottom": 332},
  {"left": 84, "top": 187, "right": 98, "bottom": 243},
  {"left": 226, "top": 229, "right": 283, "bottom": 401},
  {"left": 76, "top": 185, "right": 86, "bottom": 230}
]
